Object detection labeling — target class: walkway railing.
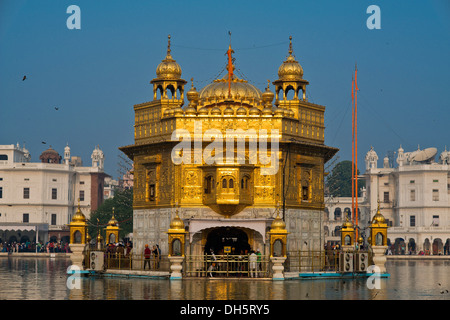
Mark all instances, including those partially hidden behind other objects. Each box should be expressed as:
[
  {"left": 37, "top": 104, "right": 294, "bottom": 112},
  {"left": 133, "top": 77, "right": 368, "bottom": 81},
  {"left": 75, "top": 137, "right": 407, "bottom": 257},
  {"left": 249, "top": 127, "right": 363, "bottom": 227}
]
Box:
[
  {"left": 84, "top": 250, "right": 169, "bottom": 271},
  {"left": 184, "top": 254, "right": 271, "bottom": 278},
  {"left": 286, "top": 249, "right": 372, "bottom": 273}
]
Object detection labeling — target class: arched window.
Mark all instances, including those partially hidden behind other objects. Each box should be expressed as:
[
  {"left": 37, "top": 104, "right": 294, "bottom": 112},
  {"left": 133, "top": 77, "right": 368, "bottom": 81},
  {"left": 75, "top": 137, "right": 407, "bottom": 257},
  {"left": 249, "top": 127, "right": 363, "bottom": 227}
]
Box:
[
  {"left": 222, "top": 179, "right": 227, "bottom": 188},
  {"left": 177, "top": 87, "right": 183, "bottom": 100},
  {"left": 156, "top": 85, "right": 164, "bottom": 99},
  {"left": 74, "top": 230, "right": 82, "bottom": 244},
  {"left": 109, "top": 233, "right": 116, "bottom": 244},
  {"left": 376, "top": 233, "right": 384, "bottom": 246},
  {"left": 285, "top": 85, "right": 295, "bottom": 100},
  {"left": 273, "top": 239, "right": 283, "bottom": 257},
  {"left": 302, "top": 183, "right": 309, "bottom": 201},
  {"left": 229, "top": 179, "right": 234, "bottom": 189},
  {"left": 204, "top": 176, "right": 212, "bottom": 194},
  {"left": 172, "top": 239, "right": 182, "bottom": 256},
  {"left": 334, "top": 208, "right": 342, "bottom": 220},
  {"left": 344, "top": 235, "right": 351, "bottom": 246},
  {"left": 166, "top": 84, "right": 176, "bottom": 99}
]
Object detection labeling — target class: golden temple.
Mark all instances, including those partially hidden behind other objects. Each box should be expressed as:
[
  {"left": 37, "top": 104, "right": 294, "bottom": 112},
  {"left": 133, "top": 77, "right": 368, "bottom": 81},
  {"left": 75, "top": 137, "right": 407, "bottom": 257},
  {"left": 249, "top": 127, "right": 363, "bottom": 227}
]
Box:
[{"left": 119, "top": 35, "right": 338, "bottom": 259}]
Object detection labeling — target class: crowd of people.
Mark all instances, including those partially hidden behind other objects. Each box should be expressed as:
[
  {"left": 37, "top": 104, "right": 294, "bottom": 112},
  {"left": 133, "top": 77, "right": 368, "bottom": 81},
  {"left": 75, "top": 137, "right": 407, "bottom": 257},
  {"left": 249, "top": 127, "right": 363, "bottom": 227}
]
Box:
[
  {"left": 104, "top": 242, "right": 133, "bottom": 257},
  {"left": 0, "top": 241, "right": 71, "bottom": 253}
]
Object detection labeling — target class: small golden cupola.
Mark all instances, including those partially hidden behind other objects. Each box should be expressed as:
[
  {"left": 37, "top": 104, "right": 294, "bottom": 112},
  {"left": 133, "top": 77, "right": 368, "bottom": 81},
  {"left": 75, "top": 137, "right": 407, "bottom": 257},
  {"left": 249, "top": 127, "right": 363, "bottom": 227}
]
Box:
[
  {"left": 341, "top": 217, "right": 355, "bottom": 247},
  {"left": 105, "top": 208, "right": 120, "bottom": 244},
  {"left": 186, "top": 77, "right": 200, "bottom": 111},
  {"left": 69, "top": 201, "right": 87, "bottom": 244},
  {"left": 150, "top": 34, "right": 187, "bottom": 105},
  {"left": 167, "top": 203, "right": 187, "bottom": 257},
  {"left": 369, "top": 201, "right": 388, "bottom": 246},
  {"left": 155, "top": 35, "right": 182, "bottom": 80},
  {"left": 371, "top": 205, "right": 387, "bottom": 225},
  {"left": 262, "top": 79, "right": 275, "bottom": 110},
  {"left": 273, "top": 36, "right": 309, "bottom": 103},
  {"left": 268, "top": 207, "right": 289, "bottom": 257},
  {"left": 71, "top": 203, "right": 86, "bottom": 223},
  {"left": 277, "top": 36, "right": 303, "bottom": 81}
]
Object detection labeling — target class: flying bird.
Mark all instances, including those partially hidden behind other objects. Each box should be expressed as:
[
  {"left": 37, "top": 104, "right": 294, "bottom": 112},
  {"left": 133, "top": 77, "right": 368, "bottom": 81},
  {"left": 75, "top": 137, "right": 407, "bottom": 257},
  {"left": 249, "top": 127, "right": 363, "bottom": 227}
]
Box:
[
  {"left": 41, "top": 141, "right": 46, "bottom": 144},
  {"left": 54, "top": 107, "right": 59, "bottom": 111},
  {"left": 22, "top": 75, "right": 27, "bottom": 81}
]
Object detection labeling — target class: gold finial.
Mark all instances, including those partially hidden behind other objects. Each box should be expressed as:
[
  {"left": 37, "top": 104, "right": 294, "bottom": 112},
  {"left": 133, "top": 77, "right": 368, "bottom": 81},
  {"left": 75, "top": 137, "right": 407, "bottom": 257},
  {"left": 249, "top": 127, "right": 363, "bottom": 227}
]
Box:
[
  {"left": 267, "top": 79, "right": 271, "bottom": 90},
  {"left": 288, "top": 36, "right": 293, "bottom": 55},
  {"left": 167, "top": 34, "right": 171, "bottom": 56},
  {"left": 190, "top": 77, "right": 194, "bottom": 89}
]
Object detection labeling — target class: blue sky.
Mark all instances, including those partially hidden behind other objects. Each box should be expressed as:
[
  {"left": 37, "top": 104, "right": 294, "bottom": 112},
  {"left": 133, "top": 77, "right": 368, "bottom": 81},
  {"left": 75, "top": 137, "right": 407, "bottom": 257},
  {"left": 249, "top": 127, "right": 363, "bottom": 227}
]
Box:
[{"left": 1, "top": 0, "right": 449, "bottom": 177}]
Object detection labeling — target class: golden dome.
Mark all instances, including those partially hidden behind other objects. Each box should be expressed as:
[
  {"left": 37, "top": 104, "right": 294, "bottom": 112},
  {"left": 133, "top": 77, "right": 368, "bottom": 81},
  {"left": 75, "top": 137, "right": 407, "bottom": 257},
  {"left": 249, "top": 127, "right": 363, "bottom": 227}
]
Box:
[
  {"left": 170, "top": 209, "right": 185, "bottom": 230},
  {"left": 155, "top": 35, "right": 182, "bottom": 80},
  {"left": 342, "top": 217, "right": 354, "bottom": 229},
  {"left": 236, "top": 106, "right": 247, "bottom": 116},
  {"left": 262, "top": 107, "right": 273, "bottom": 116},
  {"left": 163, "top": 108, "right": 173, "bottom": 117},
  {"left": 271, "top": 212, "right": 286, "bottom": 231},
  {"left": 199, "top": 76, "right": 262, "bottom": 104},
  {"left": 71, "top": 204, "right": 86, "bottom": 223},
  {"left": 249, "top": 107, "right": 261, "bottom": 116},
  {"left": 372, "top": 204, "right": 386, "bottom": 224},
  {"left": 224, "top": 106, "right": 234, "bottom": 115},
  {"left": 173, "top": 107, "right": 184, "bottom": 115},
  {"left": 211, "top": 106, "right": 222, "bottom": 116},
  {"left": 274, "top": 107, "right": 284, "bottom": 116},
  {"left": 107, "top": 212, "right": 119, "bottom": 227},
  {"left": 198, "top": 107, "right": 208, "bottom": 115},
  {"left": 277, "top": 36, "right": 303, "bottom": 81},
  {"left": 185, "top": 106, "right": 197, "bottom": 115},
  {"left": 186, "top": 78, "right": 199, "bottom": 102},
  {"left": 262, "top": 80, "right": 275, "bottom": 105}
]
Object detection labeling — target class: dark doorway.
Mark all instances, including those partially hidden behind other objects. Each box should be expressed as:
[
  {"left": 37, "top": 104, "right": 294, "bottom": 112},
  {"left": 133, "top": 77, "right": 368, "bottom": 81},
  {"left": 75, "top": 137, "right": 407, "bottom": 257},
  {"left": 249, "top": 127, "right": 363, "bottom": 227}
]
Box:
[{"left": 204, "top": 227, "right": 250, "bottom": 255}]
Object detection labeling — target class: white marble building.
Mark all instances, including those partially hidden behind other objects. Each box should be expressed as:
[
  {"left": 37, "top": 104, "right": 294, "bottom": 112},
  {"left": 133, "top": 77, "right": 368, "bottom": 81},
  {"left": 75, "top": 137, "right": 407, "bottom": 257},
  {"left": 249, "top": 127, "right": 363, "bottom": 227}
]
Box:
[
  {"left": 362, "top": 145, "right": 450, "bottom": 254},
  {"left": 0, "top": 143, "right": 108, "bottom": 244}
]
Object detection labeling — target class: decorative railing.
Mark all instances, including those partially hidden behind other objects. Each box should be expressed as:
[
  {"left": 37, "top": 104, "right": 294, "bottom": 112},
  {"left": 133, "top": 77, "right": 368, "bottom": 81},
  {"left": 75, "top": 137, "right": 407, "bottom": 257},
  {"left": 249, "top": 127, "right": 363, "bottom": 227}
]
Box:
[{"left": 183, "top": 254, "right": 271, "bottom": 278}]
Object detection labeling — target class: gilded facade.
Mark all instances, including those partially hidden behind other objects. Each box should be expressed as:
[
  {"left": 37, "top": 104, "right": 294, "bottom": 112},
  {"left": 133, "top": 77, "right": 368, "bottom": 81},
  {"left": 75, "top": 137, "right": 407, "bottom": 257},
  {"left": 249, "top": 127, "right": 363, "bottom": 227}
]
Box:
[{"left": 120, "top": 35, "right": 338, "bottom": 258}]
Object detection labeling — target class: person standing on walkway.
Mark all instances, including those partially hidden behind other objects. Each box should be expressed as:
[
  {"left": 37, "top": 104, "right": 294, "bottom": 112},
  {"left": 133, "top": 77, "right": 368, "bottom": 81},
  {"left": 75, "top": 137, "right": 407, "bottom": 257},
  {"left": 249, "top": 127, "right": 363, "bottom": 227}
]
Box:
[
  {"left": 249, "top": 250, "right": 257, "bottom": 278},
  {"left": 153, "top": 245, "right": 160, "bottom": 269},
  {"left": 144, "top": 244, "right": 151, "bottom": 270}
]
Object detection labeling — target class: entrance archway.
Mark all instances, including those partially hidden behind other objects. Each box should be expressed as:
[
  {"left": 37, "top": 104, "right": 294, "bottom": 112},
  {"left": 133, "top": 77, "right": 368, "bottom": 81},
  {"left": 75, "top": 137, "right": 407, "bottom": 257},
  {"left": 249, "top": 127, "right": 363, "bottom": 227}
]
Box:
[
  {"left": 423, "top": 238, "right": 431, "bottom": 255},
  {"left": 394, "top": 238, "right": 406, "bottom": 255},
  {"left": 204, "top": 227, "right": 251, "bottom": 255},
  {"left": 407, "top": 238, "right": 416, "bottom": 254},
  {"left": 433, "top": 238, "right": 443, "bottom": 255}
]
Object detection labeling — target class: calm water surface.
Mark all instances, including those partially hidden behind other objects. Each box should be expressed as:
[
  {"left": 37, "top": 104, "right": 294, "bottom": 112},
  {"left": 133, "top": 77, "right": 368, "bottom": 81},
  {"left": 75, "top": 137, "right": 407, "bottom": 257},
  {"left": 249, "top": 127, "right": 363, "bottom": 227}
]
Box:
[{"left": 1, "top": 257, "right": 449, "bottom": 300}]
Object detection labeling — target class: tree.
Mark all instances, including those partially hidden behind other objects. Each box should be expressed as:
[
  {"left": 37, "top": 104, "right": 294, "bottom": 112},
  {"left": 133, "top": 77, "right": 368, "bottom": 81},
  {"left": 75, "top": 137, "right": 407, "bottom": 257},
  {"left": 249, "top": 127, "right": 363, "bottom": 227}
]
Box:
[
  {"left": 326, "top": 160, "right": 365, "bottom": 197},
  {"left": 88, "top": 188, "right": 133, "bottom": 241}
]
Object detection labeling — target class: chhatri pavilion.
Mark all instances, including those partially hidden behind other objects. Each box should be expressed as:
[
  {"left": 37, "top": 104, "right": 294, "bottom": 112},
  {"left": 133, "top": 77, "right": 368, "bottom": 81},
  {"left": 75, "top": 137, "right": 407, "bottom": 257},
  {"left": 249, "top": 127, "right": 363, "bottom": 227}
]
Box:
[{"left": 119, "top": 35, "right": 338, "bottom": 260}]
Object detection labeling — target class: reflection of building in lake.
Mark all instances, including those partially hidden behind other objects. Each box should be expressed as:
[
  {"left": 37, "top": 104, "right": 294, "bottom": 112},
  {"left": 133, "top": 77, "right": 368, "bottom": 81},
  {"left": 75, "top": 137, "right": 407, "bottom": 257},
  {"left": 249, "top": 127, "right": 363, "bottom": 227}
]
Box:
[
  {"left": 120, "top": 36, "right": 338, "bottom": 263},
  {"left": 362, "top": 145, "right": 450, "bottom": 254}
]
